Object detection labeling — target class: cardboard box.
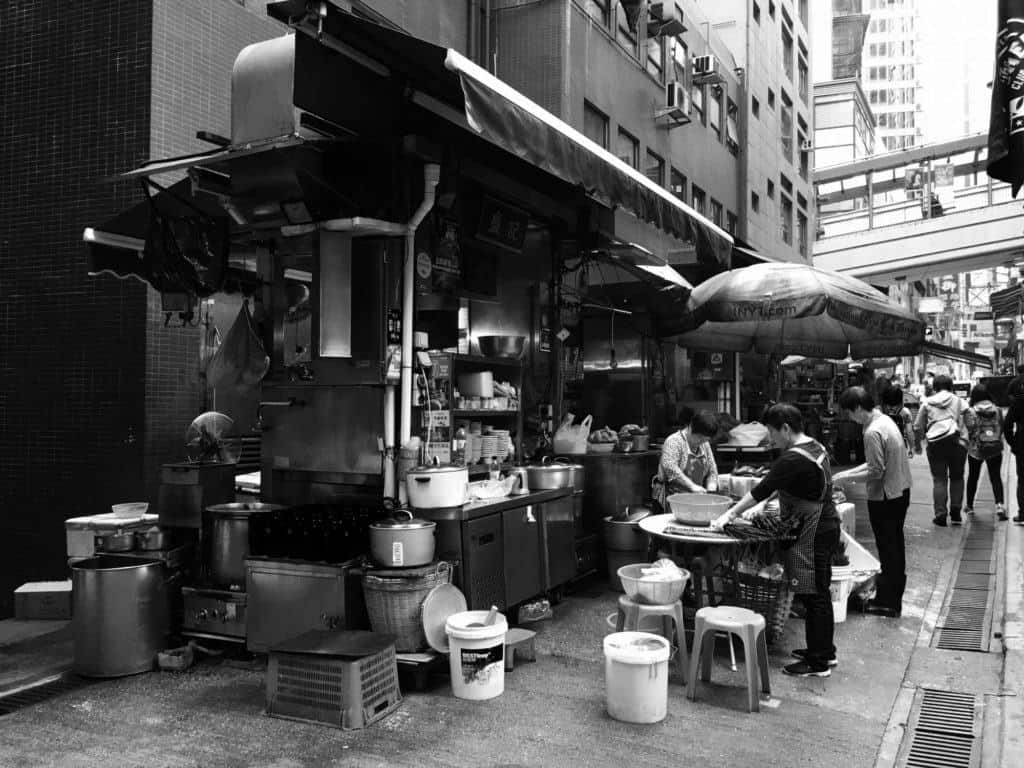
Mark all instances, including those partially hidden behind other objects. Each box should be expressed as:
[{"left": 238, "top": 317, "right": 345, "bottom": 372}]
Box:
[{"left": 14, "top": 580, "right": 72, "bottom": 620}]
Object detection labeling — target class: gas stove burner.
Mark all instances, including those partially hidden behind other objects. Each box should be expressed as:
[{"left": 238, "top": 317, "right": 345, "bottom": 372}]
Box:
[{"left": 182, "top": 586, "right": 247, "bottom": 642}]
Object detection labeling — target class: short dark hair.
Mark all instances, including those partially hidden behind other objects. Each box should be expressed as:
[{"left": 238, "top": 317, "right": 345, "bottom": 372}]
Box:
[
  {"left": 969, "top": 384, "right": 991, "bottom": 405},
  {"left": 881, "top": 385, "right": 904, "bottom": 408},
  {"left": 676, "top": 404, "right": 694, "bottom": 428},
  {"left": 933, "top": 374, "right": 954, "bottom": 392},
  {"left": 762, "top": 403, "right": 804, "bottom": 433},
  {"left": 839, "top": 386, "right": 876, "bottom": 413},
  {"left": 690, "top": 410, "right": 719, "bottom": 437}
]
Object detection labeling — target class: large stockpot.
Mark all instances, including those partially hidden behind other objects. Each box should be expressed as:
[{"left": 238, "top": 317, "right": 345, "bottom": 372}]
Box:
[
  {"left": 369, "top": 510, "right": 437, "bottom": 568},
  {"left": 206, "top": 503, "right": 285, "bottom": 589},
  {"left": 406, "top": 464, "right": 468, "bottom": 509},
  {"left": 71, "top": 556, "right": 168, "bottom": 677},
  {"left": 526, "top": 458, "right": 584, "bottom": 490}
]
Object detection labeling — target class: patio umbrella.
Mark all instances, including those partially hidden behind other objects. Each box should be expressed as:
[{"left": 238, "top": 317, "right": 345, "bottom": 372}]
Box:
[{"left": 665, "top": 262, "right": 925, "bottom": 359}]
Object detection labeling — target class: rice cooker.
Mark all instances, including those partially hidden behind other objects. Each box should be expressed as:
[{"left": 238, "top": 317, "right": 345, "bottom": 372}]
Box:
[{"left": 406, "top": 464, "right": 469, "bottom": 509}]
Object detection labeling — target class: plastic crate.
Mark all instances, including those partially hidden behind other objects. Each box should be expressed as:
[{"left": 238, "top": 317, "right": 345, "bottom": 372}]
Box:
[{"left": 266, "top": 630, "right": 402, "bottom": 730}]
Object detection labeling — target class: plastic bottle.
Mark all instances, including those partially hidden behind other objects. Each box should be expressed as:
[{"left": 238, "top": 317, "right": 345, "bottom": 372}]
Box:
[
  {"left": 452, "top": 426, "right": 467, "bottom": 466},
  {"left": 489, "top": 456, "right": 500, "bottom": 480}
]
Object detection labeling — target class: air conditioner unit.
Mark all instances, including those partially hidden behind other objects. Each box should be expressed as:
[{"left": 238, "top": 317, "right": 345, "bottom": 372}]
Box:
[
  {"left": 800, "top": 139, "right": 813, "bottom": 151},
  {"left": 664, "top": 81, "right": 691, "bottom": 121},
  {"left": 692, "top": 54, "right": 720, "bottom": 83},
  {"left": 648, "top": 2, "right": 686, "bottom": 37}
]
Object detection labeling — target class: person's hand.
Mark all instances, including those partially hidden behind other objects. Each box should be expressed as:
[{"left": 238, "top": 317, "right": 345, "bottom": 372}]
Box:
[
  {"left": 690, "top": 486, "right": 708, "bottom": 494},
  {"left": 832, "top": 470, "right": 848, "bottom": 483},
  {"left": 710, "top": 513, "right": 730, "bottom": 530}
]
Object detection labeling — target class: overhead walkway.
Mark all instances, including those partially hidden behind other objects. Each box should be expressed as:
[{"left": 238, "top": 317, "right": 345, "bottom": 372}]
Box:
[{"left": 812, "top": 133, "right": 1024, "bottom": 284}]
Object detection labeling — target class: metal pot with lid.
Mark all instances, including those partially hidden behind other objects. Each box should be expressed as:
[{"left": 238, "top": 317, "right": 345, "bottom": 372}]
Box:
[
  {"left": 369, "top": 509, "right": 437, "bottom": 568},
  {"left": 526, "top": 456, "right": 584, "bottom": 490},
  {"left": 205, "top": 502, "right": 285, "bottom": 589},
  {"left": 405, "top": 462, "right": 469, "bottom": 509}
]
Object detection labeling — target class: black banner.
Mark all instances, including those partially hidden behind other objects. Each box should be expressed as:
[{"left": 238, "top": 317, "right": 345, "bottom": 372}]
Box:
[{"left": 987, "top": 0, "right": 1024, "bottom": 196}]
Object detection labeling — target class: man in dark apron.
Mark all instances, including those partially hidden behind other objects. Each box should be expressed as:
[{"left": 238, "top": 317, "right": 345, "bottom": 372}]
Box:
[{"left": 712, "top": 403, "right": 842, "bottom": 677}]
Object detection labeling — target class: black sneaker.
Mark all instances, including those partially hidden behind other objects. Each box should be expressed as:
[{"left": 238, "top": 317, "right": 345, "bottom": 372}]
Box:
[
  {"left": 933, "top": 515, "right": 948, "bottom": 527},
  {"left": 791, "top": 648, "right": 838, "bottom": 667},
  {"left": 782, "top": 660, "right": 831, "bottom": 678},
  {"left": 950, "top": 516, "right": 962, "bottom": 526}
]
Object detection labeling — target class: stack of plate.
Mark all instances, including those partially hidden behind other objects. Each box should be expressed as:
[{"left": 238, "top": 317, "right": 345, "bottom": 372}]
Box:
[
  {"left": 480, "top": 435, "right": 499, "bottom": 463},
  {"left": 492, "top": 430, "right": 510, "bottom": 461}
]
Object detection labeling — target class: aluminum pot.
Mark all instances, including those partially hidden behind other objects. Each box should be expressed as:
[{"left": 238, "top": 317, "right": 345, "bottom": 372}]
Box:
[
  {"left": 135, "top": 526, "right": 170, "bottom": 551},
  {"left": 526, "top": 457, "right": 584, "bottom": 490},
  {"left": 94, "top": 531, "right": 136, "bottom": 552},
  {"left": 477, "top": 335, "right": 526, "bottom": 359},
  {"left": 369, "top": 510, "right": 436, "bottom": 568},
  {"left": 206, "top": 503, "right": 285, "bottom": 589},
  {"left": 406, "top": 463, "right": 468, "bottom": 509}
]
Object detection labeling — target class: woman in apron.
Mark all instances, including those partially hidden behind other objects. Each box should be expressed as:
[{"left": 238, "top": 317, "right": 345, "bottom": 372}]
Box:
[{"left": 712, "top": 403, "right": 842, "bottom": 678}]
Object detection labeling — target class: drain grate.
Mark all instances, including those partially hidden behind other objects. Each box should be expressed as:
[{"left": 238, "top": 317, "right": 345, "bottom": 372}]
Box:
[
  {"left": 934, "top": 522, "right": 995, "bottom": 652},
  {"left": 0, "top": 675, "right": 92, "bottom": 716},
  {"left": 903, "top": 688, "right": 978, "bottom": 768}
]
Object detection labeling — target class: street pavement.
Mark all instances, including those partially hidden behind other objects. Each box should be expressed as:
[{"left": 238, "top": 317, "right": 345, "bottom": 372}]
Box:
[{"left": 0, "top": 453, "right": 1021, "bottom": 768}]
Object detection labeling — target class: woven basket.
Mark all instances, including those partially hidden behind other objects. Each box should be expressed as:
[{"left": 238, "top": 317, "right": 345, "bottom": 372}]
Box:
[
  {"left": 362, "top": 561, "right": 452, "bottom": 652},
  {"left": 727, "top": 571, "right": 792, "bottom": 645}
]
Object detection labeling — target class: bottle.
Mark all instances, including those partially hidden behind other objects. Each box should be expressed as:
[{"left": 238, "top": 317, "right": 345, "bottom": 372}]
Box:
[
  {"left": 452, "top": 426, "right": 467, "bottom": 466},
  {"left": 489, "top": 456, "right": 500, "bottom": 480}
]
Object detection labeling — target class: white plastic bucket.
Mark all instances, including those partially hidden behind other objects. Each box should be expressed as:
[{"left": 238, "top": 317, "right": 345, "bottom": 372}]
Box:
[
  {"left": 830, "top": 565, "right": 854, "bottom": 623},
  {"left": 603, "top": 632, "right": 671, "bottom": 724},
  {"left": 445, "top": 610, "right": 508, "bottom": 700}
]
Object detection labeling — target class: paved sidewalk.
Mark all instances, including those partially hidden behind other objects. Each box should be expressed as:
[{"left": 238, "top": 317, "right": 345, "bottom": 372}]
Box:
[{"left": 0, "top": 454, "right": 1017, "bottom": 767}]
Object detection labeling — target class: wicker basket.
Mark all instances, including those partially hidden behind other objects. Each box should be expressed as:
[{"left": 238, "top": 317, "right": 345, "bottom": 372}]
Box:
[
  {"left": 726, "top": 571, "right": 793, "bottom": 644},
  {"left": 362, "top": 561, "right": 452, "bottom": 652}
]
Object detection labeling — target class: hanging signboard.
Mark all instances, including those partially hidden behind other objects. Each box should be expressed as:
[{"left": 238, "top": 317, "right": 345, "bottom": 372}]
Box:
[{"left": 476, "top": 195, "right": 528, "bottom": 253}]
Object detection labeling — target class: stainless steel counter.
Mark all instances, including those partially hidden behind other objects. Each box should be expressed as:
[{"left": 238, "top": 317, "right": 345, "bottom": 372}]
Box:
[{"left": 413, "top": 487, "right": 573, "bottom": 521}]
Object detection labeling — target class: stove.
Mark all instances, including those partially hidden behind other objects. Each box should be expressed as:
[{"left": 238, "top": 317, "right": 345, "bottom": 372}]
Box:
[{"left": 181, "top": 586, "right": 247, "bottom": 642}]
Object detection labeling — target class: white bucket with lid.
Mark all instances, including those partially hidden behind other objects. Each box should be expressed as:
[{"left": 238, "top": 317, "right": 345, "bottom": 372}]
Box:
[
  {"left": 603, "top": 631, "right": 671, "bottom": 724},
  {"left": 830, "top": 565, "right": 854, "bottom": 623},
  {"left": 445, "top": 610, "right": 508, "bottom": 700}
]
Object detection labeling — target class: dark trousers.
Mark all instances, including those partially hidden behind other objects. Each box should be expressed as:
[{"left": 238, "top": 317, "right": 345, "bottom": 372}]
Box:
[
  {"left": 926, "top": 437, "right": 967, "bottom": 519},
  {"left": 799, "top": 521, "right": 840, "bottom": 667},
  {"left": 966, "top": 453, "right": 1004, "bottom": 507},
  {"left": 868, "top": 490, "right": 910, "bottom": 611}
]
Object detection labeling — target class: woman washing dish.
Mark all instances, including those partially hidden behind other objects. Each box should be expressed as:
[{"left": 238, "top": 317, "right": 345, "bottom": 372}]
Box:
[
  {"left": 652, "top": 410, "right": 720, "bottom": 510},
  {"left": 710, "top": 403, "right": 841, "bottom": 678}
]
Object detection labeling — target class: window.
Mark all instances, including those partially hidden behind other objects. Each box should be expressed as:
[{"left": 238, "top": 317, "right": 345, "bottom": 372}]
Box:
[
  {"left": 584, "top": 0, "right": 610, "bottom": 26},
  {"left": 583, "top": 101, "right": 609, "bottom": 149},
  {"left": 753, "top": 1, "right": 761, "bottom": 23},
  {"left": 767, "top": 180, "right": 775, "bottom": 199},
  {"left": 780, "top": 174, "right": 793, "bottom": 195},
  {"left": 726, "top": 211, "right": 738, "bottom": 235},
  {"left": 692, "top": 82, "right": 705, "bottom": 124},
  {"left": 769, "top": 0, "right": 776, "bottom": 20},
  {"left": 767, "top": 89, "right": 776, "bottom": 110},
  {"left": 781, "top": 25, "right": 794, "bottom": 82},
  {"left": 710, "top": 199, "right": 723, "bottom": 227},
  {"left": 797, "top": 192, "right": 807, "bottom": 210},
  {"left": 798, "top": 0, "right": 808, "bottom": 27},
  {"left": 691, "top": 185, "right": 706, "bottom": 215},
  {"left": 798, "top": 56, "right": 808, "bottom": 104},
  {"left": 752, "top": 95, "right": 760, "bottom": 118},
  {"left": 647, "top": 32, "right": 665, "bottom": 80},
  {"left": 617, "top": 9, "right": 639, "bottom": 58},
  {"left": 780, "top": 194, "right": 793, "bottom": 244},
  {"left": 645, "top": 149, "right": 664, "bottom": 185},
  {"left": 726, "top": 99, "right": 739, "bottom": 154},
  {"left": 617, "top": 127, "right": 639, "bottom": 168},
  {"left": 672, "top": 38, "right": 688, "bottom": 82},
  {"left": 797, "top": 210, "right": 807, "bottom": 257},
  {"left": 798, "top": 134, "right": 809, "bottom": 180},
  {"left": 670, "top": 168, "right": 687, "bottom": 201},
  {"left": 751, "top": 191, "right": 760, "bottom": 212},
  {"left": 709, "top": 84, "right": 723, "bottom": 140},
  {"left": 780, "top": 90, "right": 793, "bottom": 162}
]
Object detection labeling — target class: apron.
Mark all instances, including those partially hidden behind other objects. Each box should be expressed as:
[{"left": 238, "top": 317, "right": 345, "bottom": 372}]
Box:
[{"left": 776, "top": 442, "right": 830, "bottom": 595}]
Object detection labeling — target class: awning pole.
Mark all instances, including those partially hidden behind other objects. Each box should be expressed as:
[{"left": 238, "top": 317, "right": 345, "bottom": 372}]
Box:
[
  {"left": 398, "top": 164, "right": 441, "bottom": 470},
  {"left": 734, "top": 352, "right": 742, "bottom": 420}
]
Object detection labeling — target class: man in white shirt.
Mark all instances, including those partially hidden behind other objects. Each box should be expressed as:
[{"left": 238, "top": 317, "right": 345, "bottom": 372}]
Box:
[{"left": 834, "top": 386, "right": 912, "bottom": 618}]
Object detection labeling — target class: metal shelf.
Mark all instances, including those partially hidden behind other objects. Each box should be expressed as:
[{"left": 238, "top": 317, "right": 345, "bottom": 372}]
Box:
[{"left": 452, "top": 409, "right": 519, "bottom": 416}]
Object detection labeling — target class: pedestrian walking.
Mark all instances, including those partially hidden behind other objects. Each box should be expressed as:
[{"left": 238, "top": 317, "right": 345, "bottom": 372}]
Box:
[
  {"left": 915, "top": 374, "right": 968, "bottom": 526},
  {"left": 833, "top": 387, "right": 912, "bottom": 618},
  {"left": 1002, "top": 381, "right": 1024, "bottom": 524},
  {"left": 962, "top": 384, "right": 1007, "bottom": 520},
  {"left": 711, "top": 403, "right": 841, "bottom": 677}
]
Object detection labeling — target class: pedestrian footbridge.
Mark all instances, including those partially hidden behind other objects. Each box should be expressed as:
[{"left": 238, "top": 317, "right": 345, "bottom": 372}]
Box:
[{"left": 812, "top": 133, "right": 1024, "bottom": 285}]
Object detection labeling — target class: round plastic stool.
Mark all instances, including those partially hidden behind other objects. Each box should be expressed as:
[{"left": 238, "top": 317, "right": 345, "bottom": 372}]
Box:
[
  {"left": 615, "top": 594, "right": 688, "bottom": 684},
  {"left": 686, "top": 605, "right": 770, "bottom": 713}
]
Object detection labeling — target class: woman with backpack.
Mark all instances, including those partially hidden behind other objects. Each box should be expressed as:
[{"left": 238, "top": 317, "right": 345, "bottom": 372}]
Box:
[
  {"left": 914, "top": 374, "right": 969, "bottom": 526},
  {"left": 963, "top": 384, "right": 1007, "bottom": 520}
]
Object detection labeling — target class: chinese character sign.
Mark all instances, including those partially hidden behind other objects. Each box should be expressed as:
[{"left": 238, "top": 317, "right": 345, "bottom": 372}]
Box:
[{"left": 987, "top": 0, "right": 1024, "bottom": 195}]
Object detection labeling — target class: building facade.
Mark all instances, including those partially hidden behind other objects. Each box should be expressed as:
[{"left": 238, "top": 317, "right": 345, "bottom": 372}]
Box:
[{"left": 860, "top": 0, "right": 922, "bottom": 151}]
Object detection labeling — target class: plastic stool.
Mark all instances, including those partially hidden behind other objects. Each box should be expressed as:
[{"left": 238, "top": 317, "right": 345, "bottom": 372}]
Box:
[
  {"left": 615, "top": 595, "right": 688, "bottom": 684},
  {"left": 504, "top": 628, "right": 537, "bottom": 671},
  {"left": 686, "top": 605, "right": 770, "bottom": 713}
]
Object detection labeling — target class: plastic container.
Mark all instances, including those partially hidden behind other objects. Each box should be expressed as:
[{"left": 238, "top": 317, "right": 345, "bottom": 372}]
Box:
[
  {"left": 446, "top": 610, "right": 508, "bottom": 700},
  {"left": 666, "top": 493, "right": 732, "bottom": 526},
  {"left": 617, "top": 563, "right": 688, "bottom": 605},
  {"left": 603, "top": 632, "right": 670, "bottom": 724},
  {"left": 835, "top": 501, "right": 857, "bottom": 539},
  {"left": 830, "top": 565, "right": 854, "bottom": 623}
]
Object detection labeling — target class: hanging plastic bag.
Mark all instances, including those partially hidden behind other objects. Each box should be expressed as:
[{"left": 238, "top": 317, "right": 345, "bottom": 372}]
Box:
[
  {"left": 728, "top": 422, "right": 769, "bottom": 447},
  {"left": 552, "top": 413, "right": 593, "bottom": 455},
  {"left": 207, "top": 300, "right": 269, "bottom": 393}
]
